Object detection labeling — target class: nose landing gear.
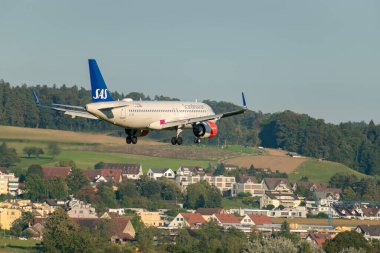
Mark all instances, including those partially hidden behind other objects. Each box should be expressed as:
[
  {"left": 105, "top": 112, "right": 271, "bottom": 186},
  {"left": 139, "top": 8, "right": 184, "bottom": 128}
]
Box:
[{"left": 125, "top": 129, "right": 138, "bottom": 144}]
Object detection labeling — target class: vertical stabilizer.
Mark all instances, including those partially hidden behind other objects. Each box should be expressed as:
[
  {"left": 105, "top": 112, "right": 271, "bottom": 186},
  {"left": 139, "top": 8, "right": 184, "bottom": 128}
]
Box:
[{"left": 88, "top": 59, "right": 114, "bottom": 102}]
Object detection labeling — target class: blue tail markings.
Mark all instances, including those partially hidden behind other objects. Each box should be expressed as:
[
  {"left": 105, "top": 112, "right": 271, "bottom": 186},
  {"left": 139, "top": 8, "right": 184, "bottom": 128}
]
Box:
[
  {"left": 88, "top": 59, "right": 114, "bottom": 102},
  {"left": 242, "top": 92, "right": 247, "bottom": 108},
  {"left": 32, "top": 89, "right": 40, "bottom": 106}
]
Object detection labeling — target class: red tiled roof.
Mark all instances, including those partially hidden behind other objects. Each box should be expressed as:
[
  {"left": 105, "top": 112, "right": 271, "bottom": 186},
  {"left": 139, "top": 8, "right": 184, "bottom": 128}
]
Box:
[
  {"left": 308, "top": 233, "right": 331, "bottom": 246},
  {"left": 181, "top": 213, "right": 206, "bottom": 226},
  {"left": 195, "top": 208, "right": 225, "bottom": 215},
  {"left": 248, "top": 215, "right": 273, "bottom": 225},
  {"left": 83, "top": 169, "right": 122, "bottom": 184},
  {"left": 41, "top": 167, "right": 72, "bottom": 180},
  {"left": 214, "top": 214, "right": 240, "bottom": 224},
  {"left": 108, "top": 218, "right": 134, "bottom": 240}
]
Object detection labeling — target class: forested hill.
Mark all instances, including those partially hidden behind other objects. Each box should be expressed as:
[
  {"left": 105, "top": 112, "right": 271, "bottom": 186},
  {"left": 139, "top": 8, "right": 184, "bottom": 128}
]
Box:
[{"left": 1, "top": 80, "right": 380, "bottom": 176}]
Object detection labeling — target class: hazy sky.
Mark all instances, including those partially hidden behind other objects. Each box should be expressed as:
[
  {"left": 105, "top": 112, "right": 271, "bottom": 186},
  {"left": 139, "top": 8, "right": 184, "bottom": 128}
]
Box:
[{"left": 1, "top": 1, "right": 379, "bottom": 123}]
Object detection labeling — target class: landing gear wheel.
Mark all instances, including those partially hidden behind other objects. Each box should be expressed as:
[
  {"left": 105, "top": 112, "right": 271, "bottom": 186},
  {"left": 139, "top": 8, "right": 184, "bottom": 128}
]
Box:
[
  {"left": 131, "top": 136, "right": 138, "bottom": 144},
  {"left": 171, "top": 137, "right": 177, "bottom": 145},
  {"left": 194, "top": 137, "right": 201, "bottom": 144},
  {"left": 177, "top": 137, "right": 183, "bottom": 145},
  {"left": 126, "top": 136, "right": 132, "bottom": 144}
]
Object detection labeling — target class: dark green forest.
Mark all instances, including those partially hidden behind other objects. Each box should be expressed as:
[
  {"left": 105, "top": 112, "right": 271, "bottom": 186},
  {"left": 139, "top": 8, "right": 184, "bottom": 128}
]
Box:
[{"left": 1, "top": 80, "right": 380, "bottom": 176}]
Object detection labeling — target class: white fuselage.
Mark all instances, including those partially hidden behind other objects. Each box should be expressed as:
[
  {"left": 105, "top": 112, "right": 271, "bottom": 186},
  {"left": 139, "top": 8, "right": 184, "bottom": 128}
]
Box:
[{"left": 85, "top": 100, "right": 215, "bottom": 130}]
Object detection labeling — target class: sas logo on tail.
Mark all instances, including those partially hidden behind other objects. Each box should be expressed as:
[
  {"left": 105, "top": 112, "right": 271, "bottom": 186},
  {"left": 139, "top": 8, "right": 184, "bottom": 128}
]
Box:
[{"left": 93, "top": 89, "right": 108, "bottom": 99}]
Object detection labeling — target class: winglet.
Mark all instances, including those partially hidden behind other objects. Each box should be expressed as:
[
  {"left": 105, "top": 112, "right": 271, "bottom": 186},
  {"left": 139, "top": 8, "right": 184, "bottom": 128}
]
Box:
[
  {"left": 32, "top": 89, "right": 40, "bottom": 106},
  {"left": 242, "top": 92, "right": 247, "bottom": 109}
]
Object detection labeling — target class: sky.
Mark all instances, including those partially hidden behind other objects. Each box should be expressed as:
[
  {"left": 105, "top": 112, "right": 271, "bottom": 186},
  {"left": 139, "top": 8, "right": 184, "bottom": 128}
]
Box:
[{"left": 1, "top": 1, "right": 379, "bottom": 123}]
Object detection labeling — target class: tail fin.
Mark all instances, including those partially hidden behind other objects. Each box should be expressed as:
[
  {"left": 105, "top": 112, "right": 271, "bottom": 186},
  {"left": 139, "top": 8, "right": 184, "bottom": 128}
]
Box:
[{"left": 88, "top": 59, "right": 114, "bottom": 102}]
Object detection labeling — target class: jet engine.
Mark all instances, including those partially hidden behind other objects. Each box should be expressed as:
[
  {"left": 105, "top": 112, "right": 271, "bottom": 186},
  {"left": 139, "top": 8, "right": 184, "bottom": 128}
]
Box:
[{"left": 192, "top": 121, "right": 218, "bottom": 139}]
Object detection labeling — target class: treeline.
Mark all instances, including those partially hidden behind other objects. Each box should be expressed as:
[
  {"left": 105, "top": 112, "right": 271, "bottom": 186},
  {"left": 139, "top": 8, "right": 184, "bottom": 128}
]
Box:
[
  {"left": 2, "top": 80, "right": 380, "bottom": 176},
  {"left": 260, "top": 111, "right": 380, "bottom": 175}
]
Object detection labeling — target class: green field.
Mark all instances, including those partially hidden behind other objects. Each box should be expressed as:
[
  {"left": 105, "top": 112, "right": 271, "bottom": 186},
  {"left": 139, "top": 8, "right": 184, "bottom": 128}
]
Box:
[
  {"left": 289, "top": 159, "right": 367, "bottom": 184},
  {"left": 10, "top": 150, "right": 213, "bottom": 173},
  {"left": 0, "top": 237, "right": 40, "bottom": 252}
]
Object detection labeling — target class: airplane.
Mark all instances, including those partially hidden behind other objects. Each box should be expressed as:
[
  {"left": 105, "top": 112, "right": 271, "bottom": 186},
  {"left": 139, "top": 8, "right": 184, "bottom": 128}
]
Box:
[{"left": 33, "top": 59, "right": 248, "bottom": 145}]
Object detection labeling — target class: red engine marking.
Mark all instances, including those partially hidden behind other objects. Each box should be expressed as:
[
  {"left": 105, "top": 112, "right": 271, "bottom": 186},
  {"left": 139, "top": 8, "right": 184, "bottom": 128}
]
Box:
[{"left": 207, "top": 121, "right": 218, "bottom": 138}]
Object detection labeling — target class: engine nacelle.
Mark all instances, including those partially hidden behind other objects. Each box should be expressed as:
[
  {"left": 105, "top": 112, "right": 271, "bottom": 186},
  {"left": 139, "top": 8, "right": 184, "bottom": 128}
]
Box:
[{"left": 192, "top": 121, "right": 218, "bottom": 139}]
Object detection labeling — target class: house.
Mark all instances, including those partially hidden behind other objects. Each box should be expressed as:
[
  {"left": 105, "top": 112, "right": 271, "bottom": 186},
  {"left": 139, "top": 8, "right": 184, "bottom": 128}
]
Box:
[
  {"left": 260, "top": 192, "right": 301, "bottom": 209},
  {"left": 224, "top": 164, "right": 238, "bottom": 171},
  {"left": 83, "top": 169, "right": 123, "bottom": 185},
  {"left": 136, "top": 210, "right": 164, "bottom": 227},
  {"left": 211, "top": 214, "right": 241, "bottom": 229},
  {"left": 267, "top": 207, "right": 307, "bottom": 218},
  {"left": 41, "top": 166, "right": 72, "bottom": 180},
  {"left": 195, "top": 208, "right": 227, "bottom": 221},
  {"left": 72, "top": 217, "right": 136, "bottom": 243},
  {"left": 314, "top": 188, "right": 342, "bottom": 207},
  {"left": 168, "top": 213, "right": 206, "bottom": 229},
  {"left": 147, "top": 168, "right": 175, "bottom": 180},
  {"left": 67, "top": 200, "right": 97, "bottom": 218},
  {"left": 356, "top": 225, "right": 380, "bottom": 240},
  {"left": 333, "top": 206, "right": 360, "bottom": 219},
  {"left": 176, "top": 166, "right": 204, "bottom": 176},
  {"left": 248, "top": 214, "right": 273, "bottom": 226},
  {"left": 232, "top": 175, "right": 265, "bottom": 197},
  {"left": 359, "top": 207, "right": 380, "bottom": 219},
  {"left": 306, "top": 233, "right": 332, "bottom": 247},
  {"left": 0, "top": 168, "right": 19, "bottom": 195},
  {"left": 25, "top": 223, "right": 44, "bottom": 239},
  {"left": 0, "top": 207, "right": 22, "bottom": 230},
  {"left": 100, "top": 163, "right": 143, "bottom": 180},
  {"left": 263, "top": 178, "right": 293, "bottom": 194}
]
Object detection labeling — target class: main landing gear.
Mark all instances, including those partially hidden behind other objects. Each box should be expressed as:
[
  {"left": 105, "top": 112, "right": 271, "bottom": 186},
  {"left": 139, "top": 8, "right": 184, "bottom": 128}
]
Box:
[
  {"left": 171, "top": 128, "right": 183, "bottom": 145},
  {"left": 194, "top": 137, "right": 201, "bottom": 144},
  {"left": 125, "top": 129, "right": 137, "bottom": 144}
]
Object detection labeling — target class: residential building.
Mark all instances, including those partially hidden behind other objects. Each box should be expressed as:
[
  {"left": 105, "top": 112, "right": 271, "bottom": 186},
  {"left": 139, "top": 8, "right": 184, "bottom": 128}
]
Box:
[
  {"left": 224, "top": 164, "right": 238, "bottom": 171},
  {"left": 26, "top": 223, "right": 44, "bottom": 239},
  {"left": 195, "top": 208, "right": 227, "bottom": 221},
  {"left": 266, "top": 207, "right": 307, "bottom": 218},
  {"left": 168, "top": 213, "right": 206, "bottom": 229},
  {"left": 137, "top": 210, "right": 164, "bottom": 227},
  {"left": 211, "top": 214, "right": 241, "bottom": 229},
  {"left": 67, "top": 200, "right": 97, "bottom": 218},
  {"left": 41, "top": 166, "right": 72, "bottom": 180},
  {"left": 358, "top": 207, "right": 380, "bottom": 219},
  {"left": 0, "top": 168, "right": 19, "bottom": 195},
  {"left": 314, "top": 188, "right": 342, "bottom": 207},
  {"left": 260, "top": 192, "right": 301, "bottom": 209},
  {"left": 0, "top": 207, "right": 22, "bottom": 230},
  {"left": 147, "top": 168, "right": 175, "bottom": 180},
  {"left": 356, "top": 225, "right": 380, "bottom": 240},
  {"left": 176, "top": 173, "right": 235, "bottom": 194},
  {"left": 72, "top": 217, "right": 135, "bottom": 243},
  {"left": 232, "top": 175, "right": 265, "bottom": 197},
  {"left": 263, "top": 178, "right": 293, "bottom": 194},
  {"left": 101, "top": 163, "right": 143, "bottom": 180},
  {"left": 83, "top": 169, "right": 123, "bottom": 186},
  {"left": 306, "top": 233, "right": 332, "bottom": 247},
  {"left": 176, "top": 166, "right": 204, "bottom": 176},
  {"left": 239, "top": 214, "right": 273, "bottom": 228}
]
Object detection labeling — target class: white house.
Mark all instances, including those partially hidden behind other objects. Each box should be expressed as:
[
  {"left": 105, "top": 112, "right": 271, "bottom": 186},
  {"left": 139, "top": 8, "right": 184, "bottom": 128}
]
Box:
[{"left": 147, "top": 168, "right": 175, "bottom": 180}]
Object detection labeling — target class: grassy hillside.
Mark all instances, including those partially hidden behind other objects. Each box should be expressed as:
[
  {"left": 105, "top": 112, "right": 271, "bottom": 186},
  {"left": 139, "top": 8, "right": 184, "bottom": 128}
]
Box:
[{"left": 289, "top": 159, "right": 367, "bottom": 184}]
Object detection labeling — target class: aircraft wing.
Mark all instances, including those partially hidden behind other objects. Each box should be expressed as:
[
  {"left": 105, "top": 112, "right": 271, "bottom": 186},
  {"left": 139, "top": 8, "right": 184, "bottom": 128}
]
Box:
[
  {"left": 32, "top": 90, "right": 98, "bottom": 120},
  {"left": 159, "top": 92, "right": 248, "bottom": 129}
]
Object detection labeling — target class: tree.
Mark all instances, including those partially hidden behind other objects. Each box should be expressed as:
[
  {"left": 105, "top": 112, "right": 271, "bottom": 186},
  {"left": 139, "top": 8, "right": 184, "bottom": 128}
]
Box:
[
  {"left": 47, "top": 177, "right": 68, "bottom": 199},
  {"left": 213, "top": 163, "right": 226, "bottom": 176},
  {"left": 67, "top": 168, "right": 90, "bottom": 195},
  {"left": 0, "top": 142, "right": 20, "bottom": 167},
  {"left": 23, "top": 146, "right": 44, "bottom": 158},
  {"left": 323, "top": 231, "right": 374, "bottom": 253},
  {"left": 184, "top": 181, "right": 222, "bottom": 209},
  {"left": 10, "top": 212, "right": 34, "bottom": 237},
  {"left": 43, "top": 208, "right": 79, "bottom": 252},
  {"left": 26, "top": 164, "right": 43, "bottom": 177},
  {"left": 24, "top": 173, "right": 47, "bottom": 201},
  {"left": 242, "top": 237, "right": 297, "bottom": 253},
  {"left": 47, "top": 142, "right": 61, "bottom": 158}
]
